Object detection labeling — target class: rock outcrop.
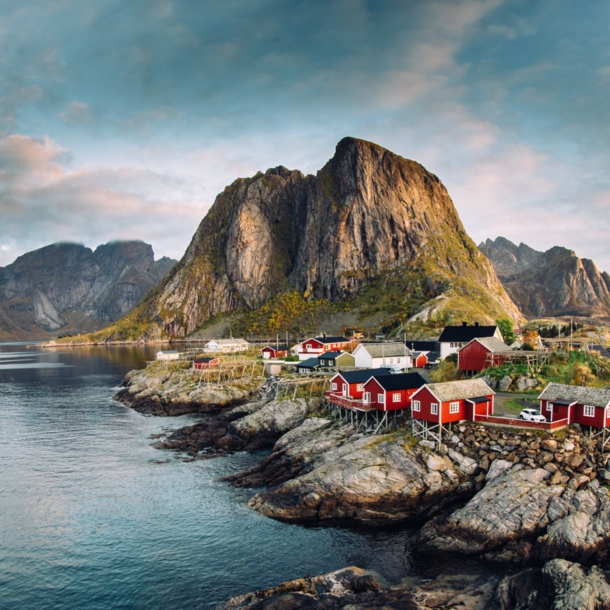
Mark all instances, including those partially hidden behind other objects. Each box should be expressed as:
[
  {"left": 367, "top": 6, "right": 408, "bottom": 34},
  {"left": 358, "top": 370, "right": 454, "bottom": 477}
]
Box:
[
  {"left": 226, "top": 418, "right": 474, "bottom": 524},
  {"left": 220, "top": 560, "right": 610, "bottom": 610},
  {"left": 0, "top": 240, "right": 175, "bottom": 339},
  {"left": 479, "top": 236, "right": 610, "bottom": 318},
  {"left": 96, "top": 138, "right": 521, "bottom": 341}
]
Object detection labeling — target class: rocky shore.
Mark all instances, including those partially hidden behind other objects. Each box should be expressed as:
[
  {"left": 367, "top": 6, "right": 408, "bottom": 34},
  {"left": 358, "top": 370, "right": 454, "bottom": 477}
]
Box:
[
  {"left": 219, "top": 560, "right": 610, "bottom": 609},
  {"left": 113, "top": 364, "right": 264, "bottom": 415},
  {"left": 116, "top": 362, "right": 610, "bottom": 607}
]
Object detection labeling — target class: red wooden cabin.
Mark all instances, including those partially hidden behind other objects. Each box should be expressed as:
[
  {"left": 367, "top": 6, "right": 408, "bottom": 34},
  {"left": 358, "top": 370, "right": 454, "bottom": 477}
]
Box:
[
  {"left": 410, "top": 378, "right": 495, "bottom": 424},
  {"left": 362, "top": 372, "right": 427, "bottom": 411},
  {"left": 193, "top": 357, "right": 220, "bottom": 370},
  {"left": 539, "top": 383, "right": 610, "bottom": 428},
  {"left": 412, "top": 352, "right": 428, "bottom": 368},
  {"left": 329, "top": 368, "right": 392, "bottom": 399},
  {"left": 294, "top": 335, "right": 355, "bottom": 358},
  {"left": 458, "top": 337, "right": 509, "bottom": 374},
  {"left": 261, "top": 345, "right": 289, "bottom": 359}
]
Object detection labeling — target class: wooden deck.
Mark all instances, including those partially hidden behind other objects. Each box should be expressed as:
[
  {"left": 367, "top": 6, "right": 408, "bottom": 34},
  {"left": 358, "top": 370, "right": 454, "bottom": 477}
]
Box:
[
  {"left": 474, "top": 414, "right": 569, "bottom": 431},
  {"left": 327, "top": 393, "right": 376, "bottom": 411}
]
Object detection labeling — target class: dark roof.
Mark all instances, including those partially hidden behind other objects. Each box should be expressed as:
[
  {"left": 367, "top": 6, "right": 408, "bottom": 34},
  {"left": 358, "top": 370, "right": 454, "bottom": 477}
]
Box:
[
  {"left": 263, "top": 345, "right": 289, "bottom": 351},
  {"left": 550, "top": 399, "right": 575, "bottom": 406},
  {"left": 427, "top": 351, "right": 440, "bottom": 362},
  {"left": 405, "top": 340, "right": 440, "bottom": 351},
  {"left": 467, "top": 396, "right": 491, "bottom": 403},
  {"left": 298, "top": 358, "right": 320, "bottom": 368},
  {"left": 320, "top": 351, "right": 349, "bottom": 360},
  {"left": 194, "top": 357, "right": 217, "bottom": 362},
  {"left": 335, "top": 368, "right": 392, "bottom": 384},
  {"left": 372, "top": 372, "right": 427, "bottom": 391},
  {"left": 438, "top": 325, "right": 498, "bottom": 343},
  {"left": 313, "top": 336, "right": 349, "bottom": 344}
]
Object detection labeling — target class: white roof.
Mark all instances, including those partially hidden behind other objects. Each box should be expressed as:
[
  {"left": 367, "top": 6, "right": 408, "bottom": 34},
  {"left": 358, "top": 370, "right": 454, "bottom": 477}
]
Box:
[
  {"left": 422, "top": 378, "right": 495, "bottom": 402},
  {"left": 462, "top": 337, "right": 509, "bottom": 352},
  {"left": 538, "top": 383, "right": 610, "bottom": 408},
  {"left": 157, "top": 350, "right": 179, "bottom": 354},
  {"left": 355, "top": 343, "right": 407, "bottom": 358}
]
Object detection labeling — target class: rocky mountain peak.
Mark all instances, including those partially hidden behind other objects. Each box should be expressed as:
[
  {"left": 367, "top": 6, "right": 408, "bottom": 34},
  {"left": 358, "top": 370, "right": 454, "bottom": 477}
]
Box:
[
  {"left": 123, "top": 138, "right": 520, "bottom": 339},
  {"left": 480, "top": 237, "right": 610, "bottom": 318}
]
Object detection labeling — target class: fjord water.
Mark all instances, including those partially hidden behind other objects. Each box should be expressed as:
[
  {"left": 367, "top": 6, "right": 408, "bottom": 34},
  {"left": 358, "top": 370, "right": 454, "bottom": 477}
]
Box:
[{"left": 0, "top": 342, "right": 423, "bottom": 609}]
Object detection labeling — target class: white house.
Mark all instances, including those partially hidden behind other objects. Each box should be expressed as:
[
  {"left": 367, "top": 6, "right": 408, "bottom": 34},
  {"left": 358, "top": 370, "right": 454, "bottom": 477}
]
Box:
[
  {"left": 204, "top": 338, "right": 250, "bottom": 353},
  {"left": 438, "top": 323, "right": 503, "bottom": 360},
  {"left": 352, "top": 343, "right": 411, "bottom": 369},
  {"left": 156, "top": 350, "right": 180, "bottom": 360}
]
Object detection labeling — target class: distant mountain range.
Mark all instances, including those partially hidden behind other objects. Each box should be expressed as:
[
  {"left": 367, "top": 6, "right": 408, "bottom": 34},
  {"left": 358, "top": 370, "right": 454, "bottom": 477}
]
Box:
[
  {"left": 0, "top": 241, "right": 176, "bottom": 339},
  {"left": 479, "top": 237, "right": 610, "bottom": 319},
  {"left": 68, "top": 137, "right": 522, "bottom": 343}
]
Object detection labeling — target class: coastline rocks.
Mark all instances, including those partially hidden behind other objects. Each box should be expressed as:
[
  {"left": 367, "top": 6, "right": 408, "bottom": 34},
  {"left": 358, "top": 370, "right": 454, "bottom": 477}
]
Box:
[
  {"left": 228, "top": 419, "right": 472, "bottom": 524},
  {"left": 152, "top": 398, "right": 319, "bottom": 457},
  {"left": 114, "top": 366, "right": 258, "bottom": 415},
  {"left": 220, "top": 559, "right": 610, "bottom": 609},
  {"left": 415, "top": 466, "right": 562, "bottom": 558},
  {"left": 415, "top": 463, "right": 610, "bottom": 565}
]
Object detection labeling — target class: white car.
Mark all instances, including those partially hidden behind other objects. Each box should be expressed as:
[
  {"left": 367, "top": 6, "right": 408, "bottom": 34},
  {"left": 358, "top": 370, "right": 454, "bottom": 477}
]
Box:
[{"left": 520, "top": 408, "right": 546, "bottom": 422}]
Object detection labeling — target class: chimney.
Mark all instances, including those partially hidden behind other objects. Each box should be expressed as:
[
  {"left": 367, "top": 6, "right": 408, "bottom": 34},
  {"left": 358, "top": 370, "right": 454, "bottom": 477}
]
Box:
[
  {"left": 323, "top": 332, "right": 326, "bottom": 339},
  {"left": 462, "top": 321, "right": 468, "bottom": 327},
  {"left": 474, "top": 321, "right": 479, "bottom": 327}
]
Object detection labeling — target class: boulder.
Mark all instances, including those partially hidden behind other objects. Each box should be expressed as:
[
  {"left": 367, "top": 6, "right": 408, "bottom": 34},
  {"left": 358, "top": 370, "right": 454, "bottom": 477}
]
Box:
[
  {"left": 486, "top": 459, "right": 513, "bottom": 481},
  {"left": 498, "top": 375, "right": 513, "bottom": 391},
  {"left": 448, "top": 449, "right": 479, "bottom": 475}
]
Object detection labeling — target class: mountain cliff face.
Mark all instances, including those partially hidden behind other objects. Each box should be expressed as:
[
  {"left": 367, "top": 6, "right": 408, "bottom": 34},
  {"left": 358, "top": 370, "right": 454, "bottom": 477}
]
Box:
[
  {"left": 103, "top": 137, "right": 520, "bottom": 341},
  {"left": 0, "top": 241, "right": 176, "bottom": 339},
  {"left": 479, "top": 237, "right": 610, "bottom": 318}
]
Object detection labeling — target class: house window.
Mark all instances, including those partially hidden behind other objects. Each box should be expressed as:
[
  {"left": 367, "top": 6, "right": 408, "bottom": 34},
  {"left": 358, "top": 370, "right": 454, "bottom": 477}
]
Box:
[
  {"left": 356, "top": 384, "right": 364, "bottom": 392},
  {"left": 450, "top": 402, "right": 459, "bottom": 414},
  {"left": 331, "top": 383, "right": 337, "bottom": 391},
  {"left": 306, "top": 344, "right": 312, "bottom": 349},
  {"left": 378, "top": 394, "right": 385, "bottom": 403},
  {"left": 397, "top": 358, "right": 401, "bottom": 364},
  {"left": 431, "top": 403, "right": 438, "bottom": 415},
  {"left": 363, "top": 392, "right": 371, "bottom": 403},
  {"left": 584, "top": 405, "right": 595, "bottom": 418},
  {"left": 393, "top": 393, "right": 400, "bottom": 403},
  {"left": 412, "top": 400, "right": 421, "bottom": 412},
  {"left": 389, "top": 358, "right": 393, "bottom": 364}
]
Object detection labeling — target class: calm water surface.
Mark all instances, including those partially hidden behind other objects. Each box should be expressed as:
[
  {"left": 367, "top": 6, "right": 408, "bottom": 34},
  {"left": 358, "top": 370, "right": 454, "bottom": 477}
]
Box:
[{"left": 0, "top": 342, "right": 493, "bottom": 609}]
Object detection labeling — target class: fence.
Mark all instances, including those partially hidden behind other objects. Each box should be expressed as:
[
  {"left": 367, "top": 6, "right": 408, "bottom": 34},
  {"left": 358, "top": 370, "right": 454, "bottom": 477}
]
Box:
[{"left": 474, "top": 414, "right": 569, "bottom": 431}]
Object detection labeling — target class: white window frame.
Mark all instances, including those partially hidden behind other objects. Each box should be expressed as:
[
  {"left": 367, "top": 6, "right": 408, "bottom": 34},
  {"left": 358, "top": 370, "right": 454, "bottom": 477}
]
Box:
[
  {"left": 331, "top": 383, "right": 337, "bottom": 391},
  {"left": 356, "top": 384, "right": 364, "bottom": 392},
  {"left": 412, "top": 400, "right": 421, "bottom": 412},
  {"left": 363, "top": 392, "right": 371, "bottom": 404},
  {"left": 306, "top": 344, "right": 312, "bottom": 349},
  {"left": 450, "top": 402, "right": 459, "bottom": 414},
  {"left": 584, "top": 405, "right": 595, "bottom": 418},
  {"left": 393, "top": 393, "right": 401, "bottom": 403},
  {"left": 389, "top": 358, "right": 393, "bottom": 364},
  {"left": 431, "top": 402, "right": 438, "bottom": 415},
  {"left": 378, "top": 393, "right": 385, "bottom": 403}
]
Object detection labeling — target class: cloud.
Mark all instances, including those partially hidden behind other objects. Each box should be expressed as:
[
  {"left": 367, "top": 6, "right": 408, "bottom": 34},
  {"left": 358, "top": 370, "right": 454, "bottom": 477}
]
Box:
[
  {"left": 59, "top": 101, "right": 96, "bottom": 125},
  {"left": 0, "top": 135, "right": 203, "bottom": 266}
]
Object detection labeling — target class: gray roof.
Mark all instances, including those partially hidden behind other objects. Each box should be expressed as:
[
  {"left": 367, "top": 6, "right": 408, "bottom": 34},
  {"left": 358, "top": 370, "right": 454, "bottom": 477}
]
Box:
[
  {"left": 424, "top": 378, "right": 495, "bottom": 402},
  {"left": 298, "top": 358, "right": 320, "bottom": 369},
  {"left": 467, "top": 337, "right": 509, "bottom": 352},
  {"left": 358, "top": 343, "right": 407, "bottom": 358},
  {"left": 538, "top": 383, "right": 610, "bottom": 408}
]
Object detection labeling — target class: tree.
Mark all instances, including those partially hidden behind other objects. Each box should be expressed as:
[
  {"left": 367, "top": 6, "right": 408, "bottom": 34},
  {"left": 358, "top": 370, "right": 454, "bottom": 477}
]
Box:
[{"left": 496, "top": 317, "right": 517, "bottom": 345}]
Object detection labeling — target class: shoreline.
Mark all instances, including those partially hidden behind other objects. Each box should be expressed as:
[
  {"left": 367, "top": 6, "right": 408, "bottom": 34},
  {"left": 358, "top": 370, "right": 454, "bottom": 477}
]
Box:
[{"left": 115, "top": 360, "right": 610, "bottom": 608}]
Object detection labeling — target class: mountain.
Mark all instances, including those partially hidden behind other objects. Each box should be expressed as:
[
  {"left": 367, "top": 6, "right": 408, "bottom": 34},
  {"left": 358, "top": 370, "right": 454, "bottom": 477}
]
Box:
[
  {"left": 68, "top": 138, "right": 522, "bottom": 343},
  {"left": 479, "top": 237, "right": 610, "bottom": 318},
  {"left": 0, "top": 241, "right": 176, "bottom": 339}
]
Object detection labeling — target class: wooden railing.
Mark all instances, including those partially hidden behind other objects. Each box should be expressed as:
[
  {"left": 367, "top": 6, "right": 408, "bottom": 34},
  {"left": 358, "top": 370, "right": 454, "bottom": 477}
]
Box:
[
  {"left": 327, "top": 393, "right": 376, "bottom": 411},
  {"left": 474, "top": 415, "right": 569, "bottom": 431}
]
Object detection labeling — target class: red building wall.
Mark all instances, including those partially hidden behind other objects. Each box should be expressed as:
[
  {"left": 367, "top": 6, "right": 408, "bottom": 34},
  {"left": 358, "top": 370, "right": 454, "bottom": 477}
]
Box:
[
  {"left": 414, "top": 353, "right": 428, "bottom": 368},
  {"left": 458, "top": 341, "right": 494, "bottom": 372},
  {"left": 412, "top": 387, "right": 494, "bottom": 424},
  {"left": 193, "top": 358, "right": 219, "bottom": 370},
  {"left": 330, "top": 375, "right": 348, "bottom": 396}
]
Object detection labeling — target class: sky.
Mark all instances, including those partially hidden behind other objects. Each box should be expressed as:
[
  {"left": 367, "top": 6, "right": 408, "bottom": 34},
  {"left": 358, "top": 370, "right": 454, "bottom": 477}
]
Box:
[{"left": 1, "top": 0, "right": 610, "bottom": 270}]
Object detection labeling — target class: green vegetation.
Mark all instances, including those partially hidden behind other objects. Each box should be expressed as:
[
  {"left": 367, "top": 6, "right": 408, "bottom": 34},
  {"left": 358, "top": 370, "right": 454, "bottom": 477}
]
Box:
[
  {"left": 496, "top": 317, "right": 517, "bottom": 345},
  {"left": 429, "top": 356, "right": 464, "bottom": 383},
  {"left": 479, "top": 350, "right": 610, "bottom": 389}
]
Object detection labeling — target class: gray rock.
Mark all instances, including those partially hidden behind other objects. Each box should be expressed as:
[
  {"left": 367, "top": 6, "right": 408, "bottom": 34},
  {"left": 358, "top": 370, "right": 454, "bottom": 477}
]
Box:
[
  {"left": 498, "top": 375, "right": 513, "bottom": 391},
  {"left": 486, "top": 459, "right": 513, "bottom": 481},
  {"left": 448, "top": 449, "right": 479, "bottom": 475}
]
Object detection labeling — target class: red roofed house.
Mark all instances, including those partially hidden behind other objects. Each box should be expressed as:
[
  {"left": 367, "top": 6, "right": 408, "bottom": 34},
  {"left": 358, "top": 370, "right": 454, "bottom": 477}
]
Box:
[
  {"left": 193, "top": 357, "right": 220, "bottom": 370},
  {"left": 458, "top": 337, "right": 509, "bottom": 375},
  {"left": 410, "top": 378, "right": 495, "bottom": 426},
  {"left": 261, "top": 345, "right": 289, "bottom": 359},
  {"left": 538, "top": 383, "right": 610, "bottom": 429},
  {"left": 362, "top": 372, "right": 427, "bottom": 411},
  {"left": 329, "top": 368, "right": 393, "bottom": 400},
  {"left": 292, "top": 335, "right": 355, "bottom": 360}
]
